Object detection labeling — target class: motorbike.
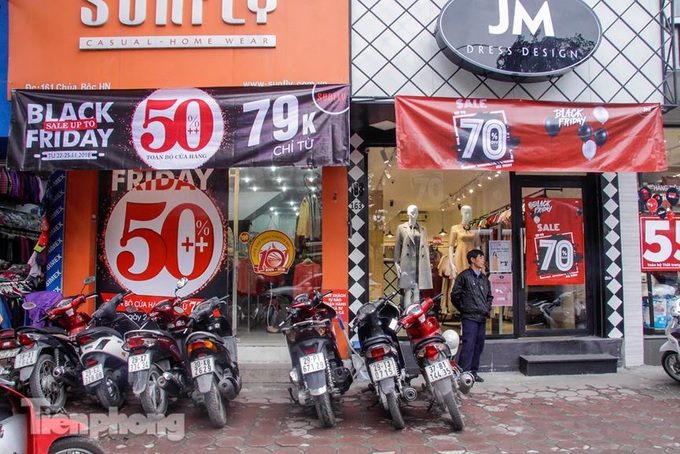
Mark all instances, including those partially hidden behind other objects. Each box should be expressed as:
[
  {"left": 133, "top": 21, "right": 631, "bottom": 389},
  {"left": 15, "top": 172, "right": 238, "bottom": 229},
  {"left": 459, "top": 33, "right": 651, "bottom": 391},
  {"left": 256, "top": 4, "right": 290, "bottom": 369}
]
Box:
[
  {"left": 660, "top": 300, "right": 680, "bottom": 382},
  {"left": 123, "top": 277, "right": 192, "bottom": 417},
  {"left": 76, "top": 289, "right": 137, "bottom": 410},
  {"left": 398, "top": 293, "right": 475, "bottom": 431},
  {"left": 185, "top": 295, "right": 241, "bottom": 427},
  {"left": 13, "top": 276, "right": 98, "bottom": 413},
  {"left": 0, "top": 382, "right": 105, "bottom": 454},
  {"left": 351, "top": 291, "right": 419, "bottom": 430},
  {"left": 0, "top": 328, "right": 20, "bottom": 387},
  {"left": 279, "top": 290, "right": 353, "bottom": 428}
]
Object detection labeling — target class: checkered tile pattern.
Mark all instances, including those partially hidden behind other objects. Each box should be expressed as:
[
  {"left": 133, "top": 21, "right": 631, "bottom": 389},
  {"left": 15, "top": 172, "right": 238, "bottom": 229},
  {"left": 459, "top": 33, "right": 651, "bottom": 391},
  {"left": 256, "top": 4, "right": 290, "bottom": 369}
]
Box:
[
  {"left": 347, "top": 134, "right": 369, "bottom": 344},
  {"left": 601, "top": 173, "right": 624, "bottom": 338}
]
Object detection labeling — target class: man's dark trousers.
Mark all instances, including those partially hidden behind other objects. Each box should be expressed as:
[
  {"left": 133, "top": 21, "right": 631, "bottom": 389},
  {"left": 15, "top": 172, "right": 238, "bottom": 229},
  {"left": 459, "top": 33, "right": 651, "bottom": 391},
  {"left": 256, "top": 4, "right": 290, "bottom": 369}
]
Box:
[{"left": 459, "top": 318, "right": 485, "bottom": 373}]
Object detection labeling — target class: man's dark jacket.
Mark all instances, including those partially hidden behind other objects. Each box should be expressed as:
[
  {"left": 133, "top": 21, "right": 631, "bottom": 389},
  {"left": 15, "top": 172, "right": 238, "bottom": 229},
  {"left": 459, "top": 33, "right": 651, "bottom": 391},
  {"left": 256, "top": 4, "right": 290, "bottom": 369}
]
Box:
[{"left": 450, "top": 268, "right": 493, "bottom": 323}]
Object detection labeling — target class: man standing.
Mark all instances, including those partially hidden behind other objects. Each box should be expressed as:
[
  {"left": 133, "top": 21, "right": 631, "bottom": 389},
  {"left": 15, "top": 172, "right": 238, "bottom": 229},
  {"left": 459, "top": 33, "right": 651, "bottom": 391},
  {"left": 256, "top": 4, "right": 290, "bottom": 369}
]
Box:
[{"left": 450, "top": 249, "right": 493, "bottom": 383}]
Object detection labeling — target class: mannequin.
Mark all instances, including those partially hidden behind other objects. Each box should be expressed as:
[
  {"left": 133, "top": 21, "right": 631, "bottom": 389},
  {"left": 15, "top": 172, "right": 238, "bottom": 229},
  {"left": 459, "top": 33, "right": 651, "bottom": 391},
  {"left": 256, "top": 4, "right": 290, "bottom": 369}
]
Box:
[
  {"left": 448, "top": 205, "right": 481, "bottom": 278},
  {"left": 394, "top": 204, "right": 433, "bottom": 307}
]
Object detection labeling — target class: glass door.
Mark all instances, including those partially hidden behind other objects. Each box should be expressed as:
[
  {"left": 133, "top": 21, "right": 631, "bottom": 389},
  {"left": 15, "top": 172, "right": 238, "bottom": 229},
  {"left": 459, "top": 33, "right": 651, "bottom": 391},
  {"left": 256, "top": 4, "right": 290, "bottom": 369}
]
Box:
[{"left": 511, "top": 174, "right": 599, "bottom": 337}]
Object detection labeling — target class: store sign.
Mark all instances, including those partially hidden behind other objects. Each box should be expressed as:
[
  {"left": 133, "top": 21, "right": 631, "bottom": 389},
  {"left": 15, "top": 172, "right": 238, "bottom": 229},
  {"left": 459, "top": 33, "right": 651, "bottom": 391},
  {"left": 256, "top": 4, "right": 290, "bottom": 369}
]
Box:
[
  {"left": 8, "top": 84, "right": 350, "bottom": 171},
  {"left": 395, "top": 97, "right": 666, "bottom": 173},
  {"left": 436, "top": 0, "right": 602, "bottom": 81},
  {"left": 640, "top": 216, "right": 680, "bottom": 271},
  {"left": 524, "top": 198, "right": 585, "bottom": 285},
  {"left": 7, "top": 0, "right": 349, "bottom": 92}
]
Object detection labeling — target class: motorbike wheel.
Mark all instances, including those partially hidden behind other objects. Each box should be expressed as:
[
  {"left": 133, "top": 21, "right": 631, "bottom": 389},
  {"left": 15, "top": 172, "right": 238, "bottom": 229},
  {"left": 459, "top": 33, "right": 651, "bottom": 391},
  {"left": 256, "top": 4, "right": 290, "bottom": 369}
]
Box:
[
  {"left": 30, "top": 354, "right": 66, "bottom": 414},
  {"left": 662, "top": 351, "right": 680, "bottom": 383},
  {"left": 314, "top": 392, "right": 336, "bottom": 428},
  {"left": 205, "top": 379, "right": 228, "bottom": 428},
  {"left": 95, "top": 370, "right": 125, "bottom": 410},
  {"left": 443, "top": 391, "right": 464, "bottom": 431},
  {"left": 48, "top": 435, "right": 105, "bottom": 454},
  {"left": 386, "top": 391, "right": 405, "bottom": 430},
  {"left": 140, "top": 365, "right": 168, "bottom": 416}
]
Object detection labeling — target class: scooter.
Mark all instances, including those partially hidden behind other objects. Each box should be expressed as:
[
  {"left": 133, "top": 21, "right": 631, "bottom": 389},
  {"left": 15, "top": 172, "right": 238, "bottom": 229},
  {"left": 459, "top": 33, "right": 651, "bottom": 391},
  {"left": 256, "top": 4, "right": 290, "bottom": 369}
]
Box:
[
  {"left": 0, "top": 328, "right": 20, "bottom": 387},
  {"left": 398, "top": 293, "right": 475, "bottom": 431},
  {"left": 124, "top": 277, "right": 192, "bottom": 417},
  {"left": 0, "top": 382, "right": 105, "bottom": 454},
  {"left": 14, "top": 277, "right": 98, "bottom": 413},
  {"left": 279, "top": 290, "right": 353, "bottom": 428},
  {"left": 660, "top": 300, "right": 680, "bottom": 383},
  {"left": 351, "top": 291, "right": 419, "bottom": 430},
  {"left": 185, "top": 295, "right": 241, "bottom": 428},
  {"left": 76, "top": 289, "right": 137, "bottom": 410}
]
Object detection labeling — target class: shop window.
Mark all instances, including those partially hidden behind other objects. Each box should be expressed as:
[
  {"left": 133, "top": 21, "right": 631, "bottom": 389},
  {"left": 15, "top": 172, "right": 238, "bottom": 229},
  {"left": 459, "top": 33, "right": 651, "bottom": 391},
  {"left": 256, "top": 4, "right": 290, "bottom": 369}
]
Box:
[
  {"left": 367, "top": 147, "right": 511, "bottom": 337},
  {"left": 229, "top": 167, "right": 322, "bottom": 337}
]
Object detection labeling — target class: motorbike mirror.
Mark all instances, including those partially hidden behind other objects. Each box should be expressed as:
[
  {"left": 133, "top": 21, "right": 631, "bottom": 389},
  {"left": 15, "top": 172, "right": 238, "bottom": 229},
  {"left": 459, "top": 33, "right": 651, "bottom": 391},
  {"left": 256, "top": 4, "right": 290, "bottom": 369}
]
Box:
[
  {"left": 83, "top": 276, "right": 96, "bottom": 285},
  {"left": 176, "top": 277, "right": 188, "bottom": 290},
  {"left": 22, "top": 301, "right": 36, "bottom": 310}
]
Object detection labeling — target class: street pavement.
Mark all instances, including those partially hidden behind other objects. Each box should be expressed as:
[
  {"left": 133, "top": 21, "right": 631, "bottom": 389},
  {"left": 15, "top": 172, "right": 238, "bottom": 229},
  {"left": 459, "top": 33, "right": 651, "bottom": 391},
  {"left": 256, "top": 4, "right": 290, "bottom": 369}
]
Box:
[{"left": 63, "top": 365, "right": 680, "bottom": 454}]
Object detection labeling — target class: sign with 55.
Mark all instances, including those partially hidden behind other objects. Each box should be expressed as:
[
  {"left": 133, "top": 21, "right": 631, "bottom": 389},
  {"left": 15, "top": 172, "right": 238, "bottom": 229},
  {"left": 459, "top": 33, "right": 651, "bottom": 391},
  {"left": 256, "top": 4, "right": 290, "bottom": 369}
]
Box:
[{"left": 640, "top": 216, "right": 680, "bottom": 271}]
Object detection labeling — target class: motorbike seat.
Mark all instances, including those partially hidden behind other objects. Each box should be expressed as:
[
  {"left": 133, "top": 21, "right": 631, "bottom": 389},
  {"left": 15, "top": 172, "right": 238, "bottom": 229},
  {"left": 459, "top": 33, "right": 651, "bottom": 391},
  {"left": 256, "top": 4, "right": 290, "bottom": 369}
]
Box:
[
  {"left": 361, "top": 334, "right": 394, "bottom": 350},
  {"left": 413, "top": 333, "right": 447, "bottom": 352},
  {"left": 17, "top": 326, "right": 67, "bottom": 336},
  {"left": 76, "top": 326, "right": 123, "bottom": 342}
]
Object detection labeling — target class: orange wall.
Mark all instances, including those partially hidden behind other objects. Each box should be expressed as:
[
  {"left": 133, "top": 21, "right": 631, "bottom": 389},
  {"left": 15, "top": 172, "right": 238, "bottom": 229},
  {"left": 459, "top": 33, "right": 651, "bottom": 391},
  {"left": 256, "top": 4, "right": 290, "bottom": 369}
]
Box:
[
  {"left": 63, "top": 171, "right": 98, "bottom": 313},
  {"left": 322, "top": 167, "right": 349, "bottom": 357}
]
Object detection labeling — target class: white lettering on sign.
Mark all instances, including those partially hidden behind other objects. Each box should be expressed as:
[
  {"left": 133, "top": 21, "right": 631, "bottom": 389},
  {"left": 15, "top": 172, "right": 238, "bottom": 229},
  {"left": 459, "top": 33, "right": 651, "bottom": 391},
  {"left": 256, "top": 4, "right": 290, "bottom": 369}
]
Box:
[
  {"left": 488, "top": 0, "right": 555, "bottom": 37},
  {"left": 81, "top": 0, "right": 278, "bottom": 27}
]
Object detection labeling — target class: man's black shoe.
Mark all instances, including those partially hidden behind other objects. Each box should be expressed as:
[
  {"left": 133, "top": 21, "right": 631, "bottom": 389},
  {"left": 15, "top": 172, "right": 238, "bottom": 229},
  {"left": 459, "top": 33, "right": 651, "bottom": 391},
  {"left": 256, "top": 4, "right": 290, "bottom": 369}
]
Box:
[{"left": 472, "top": 373, "right": 484, "bottom": 383}]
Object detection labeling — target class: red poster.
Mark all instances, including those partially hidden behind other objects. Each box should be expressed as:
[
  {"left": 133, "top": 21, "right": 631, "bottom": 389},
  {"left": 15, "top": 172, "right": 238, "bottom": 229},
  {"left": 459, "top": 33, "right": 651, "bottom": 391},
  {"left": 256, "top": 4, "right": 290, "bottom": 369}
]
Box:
[
  {"left": 640, "top": 216, "right": 680, "bottom": 271},
  {"left": 395, "top": 97, "right": 665, "bottom": 173},
  {"left": 525, "top": 198, "right": 585, "bottom": 285}
]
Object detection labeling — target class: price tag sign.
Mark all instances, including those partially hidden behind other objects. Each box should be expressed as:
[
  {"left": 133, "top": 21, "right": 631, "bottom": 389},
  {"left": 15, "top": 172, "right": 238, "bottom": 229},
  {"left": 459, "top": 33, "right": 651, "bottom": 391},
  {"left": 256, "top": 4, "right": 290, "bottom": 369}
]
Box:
[{"left": 640, "top": 216, "right": 680, "bottom": 271}]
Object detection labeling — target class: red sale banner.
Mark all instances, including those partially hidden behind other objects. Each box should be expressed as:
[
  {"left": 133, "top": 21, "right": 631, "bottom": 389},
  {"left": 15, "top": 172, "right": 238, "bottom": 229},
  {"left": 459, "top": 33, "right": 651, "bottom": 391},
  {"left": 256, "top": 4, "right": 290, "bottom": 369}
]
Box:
[
  {"left": 525, "top": 198, "right": 585, "bottom": 285},
  {"left": 640, "top": 216, "right": 680, "bottom": 271},
  {"left": 395, "top": 97, "right": 665, "bottom": 172}
]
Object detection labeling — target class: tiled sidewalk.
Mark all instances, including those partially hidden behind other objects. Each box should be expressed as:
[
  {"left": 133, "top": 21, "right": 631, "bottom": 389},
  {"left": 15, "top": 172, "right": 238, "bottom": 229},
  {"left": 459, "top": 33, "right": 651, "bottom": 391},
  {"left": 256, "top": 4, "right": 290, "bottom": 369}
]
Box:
[{"left": 64, "top": 365, "right": 680, "bottom": 453}]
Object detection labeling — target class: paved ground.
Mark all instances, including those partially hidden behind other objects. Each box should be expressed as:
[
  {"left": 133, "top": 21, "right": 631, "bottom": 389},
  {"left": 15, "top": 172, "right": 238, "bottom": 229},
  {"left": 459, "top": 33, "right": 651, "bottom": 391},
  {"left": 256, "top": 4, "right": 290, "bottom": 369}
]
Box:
[{"left": 62, "top": 365, "right": 680, "bottom": 454}]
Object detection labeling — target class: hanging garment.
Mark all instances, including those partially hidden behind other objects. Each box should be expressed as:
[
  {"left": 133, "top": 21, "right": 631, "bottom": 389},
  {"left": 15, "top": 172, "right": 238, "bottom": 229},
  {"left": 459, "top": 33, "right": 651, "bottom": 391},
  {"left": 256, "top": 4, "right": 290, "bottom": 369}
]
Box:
[{"left": 293, "top": 260, "right": 322, "bottom": 297}]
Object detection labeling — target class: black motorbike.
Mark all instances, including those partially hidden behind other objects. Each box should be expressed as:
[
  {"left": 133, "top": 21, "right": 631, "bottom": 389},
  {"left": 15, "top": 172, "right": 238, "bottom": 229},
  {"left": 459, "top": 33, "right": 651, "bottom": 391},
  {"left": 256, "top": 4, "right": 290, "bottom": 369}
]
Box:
[
  {"left": 351, "top": 291, "right": 419, "bottom": 430},
  {"left": 279, "top": 290, "right": 353, "bottom": 427},
  {"left": 185, "top": 295, "right": 241, "bottom": 428}
]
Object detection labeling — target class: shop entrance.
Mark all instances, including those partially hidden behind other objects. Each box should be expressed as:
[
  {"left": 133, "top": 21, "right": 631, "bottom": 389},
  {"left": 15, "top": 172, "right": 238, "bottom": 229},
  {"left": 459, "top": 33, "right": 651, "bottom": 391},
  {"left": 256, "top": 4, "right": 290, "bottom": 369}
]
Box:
[{"left": 510, "top": 173, "right": 599, "bottom": 337}]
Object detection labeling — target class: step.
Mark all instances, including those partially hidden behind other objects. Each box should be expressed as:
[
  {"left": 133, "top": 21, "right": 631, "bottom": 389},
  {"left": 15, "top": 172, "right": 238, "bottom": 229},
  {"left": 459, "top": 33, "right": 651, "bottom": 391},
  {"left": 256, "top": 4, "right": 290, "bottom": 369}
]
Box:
[{"left": 519, "top": 353, "right": 618, "bottom": 376}]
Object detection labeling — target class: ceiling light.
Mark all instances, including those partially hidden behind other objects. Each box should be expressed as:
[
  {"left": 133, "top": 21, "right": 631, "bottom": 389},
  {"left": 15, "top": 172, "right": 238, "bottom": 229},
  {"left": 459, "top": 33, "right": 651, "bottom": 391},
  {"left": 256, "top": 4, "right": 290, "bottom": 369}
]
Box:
[
  {"left": 469, "top": 188, "right": 474, "bottom": 193},
  {"left": 252, "top": 186, "right": 258, "bottom": 191},
  {"left": 386, "top": 229, "right": 394, "bottom": 238}
]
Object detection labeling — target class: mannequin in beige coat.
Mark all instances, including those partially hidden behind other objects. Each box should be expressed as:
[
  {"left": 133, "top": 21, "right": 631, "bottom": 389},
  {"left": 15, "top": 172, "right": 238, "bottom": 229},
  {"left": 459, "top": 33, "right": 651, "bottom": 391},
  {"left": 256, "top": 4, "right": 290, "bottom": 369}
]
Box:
[{"left": 394, "top": 205, "right": 433, "bottom": 306}]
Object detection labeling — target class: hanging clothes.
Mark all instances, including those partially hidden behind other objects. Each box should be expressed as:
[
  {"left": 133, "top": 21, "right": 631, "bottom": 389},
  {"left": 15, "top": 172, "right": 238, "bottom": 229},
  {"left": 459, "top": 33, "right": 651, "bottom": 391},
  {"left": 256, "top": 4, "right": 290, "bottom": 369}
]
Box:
[{"left": 293, "top": 259, "right": 322, "bottom": 297}]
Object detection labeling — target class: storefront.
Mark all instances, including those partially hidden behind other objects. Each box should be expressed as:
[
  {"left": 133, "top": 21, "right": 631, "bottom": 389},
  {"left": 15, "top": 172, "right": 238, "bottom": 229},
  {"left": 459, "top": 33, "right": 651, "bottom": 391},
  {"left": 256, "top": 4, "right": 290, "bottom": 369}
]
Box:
[
  {"left": 347, "top": 0, "right": 676, "bottom": 370},
  {"left": 5, "top": 1, "right": 352, "bottom": 344}
]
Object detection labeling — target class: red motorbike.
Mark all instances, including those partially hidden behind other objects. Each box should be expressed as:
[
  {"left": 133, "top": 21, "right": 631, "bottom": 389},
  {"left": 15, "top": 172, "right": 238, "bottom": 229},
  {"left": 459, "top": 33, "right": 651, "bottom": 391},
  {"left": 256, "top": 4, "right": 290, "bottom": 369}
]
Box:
[
  {"left": 398, "top": 294, "right": 475, "bottom": 431},
  {"left": 124, "top": 277, "right": 192, "bottom": 417},
  {"left": 13, "top": 277, "right": 98, "bottom": 413},
  {"left": 0, "top": 382, "right": 104, "bottom": 454},
  {"left": 279, "top": 290, "right": 353, "bottom": 428}
]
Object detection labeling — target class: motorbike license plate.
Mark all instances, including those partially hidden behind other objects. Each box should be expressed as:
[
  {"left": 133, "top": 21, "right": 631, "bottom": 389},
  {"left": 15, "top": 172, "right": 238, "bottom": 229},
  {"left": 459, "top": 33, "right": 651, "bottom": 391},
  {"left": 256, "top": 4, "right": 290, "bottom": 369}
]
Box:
[
  {"left": 300, "top": 352, "right": 325, "bottom": 375},
  {"left": 191, "top": 357, "right": 215, "bottom": 378},
  {"left": 369, "top": 357, "right": 398, "bottom": 381},
  {"left": 0, "top": 348, "right": 20, "bottom": 360},
  {"left": 425, "top": 360, "right": 454, "bottom": 382},
  {"left": 14, "top": 349, "right": 38, "bottom": 369},
  {"left": 82, "top": 364, "right": 104, "bottom": 386},
  {"left": 128, "top": 353, "right": 151, "bottom": 372}
]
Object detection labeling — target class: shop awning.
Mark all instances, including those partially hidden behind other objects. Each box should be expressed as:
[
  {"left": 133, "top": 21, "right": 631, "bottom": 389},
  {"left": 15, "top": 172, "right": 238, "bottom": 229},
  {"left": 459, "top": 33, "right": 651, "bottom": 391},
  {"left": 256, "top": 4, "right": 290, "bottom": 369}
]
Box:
[
  {"left": 8, "top": 85, "right": 350, "bottom": 171},
  {"left": 395, "top": 96, "right": 666, "bottom": 172}
]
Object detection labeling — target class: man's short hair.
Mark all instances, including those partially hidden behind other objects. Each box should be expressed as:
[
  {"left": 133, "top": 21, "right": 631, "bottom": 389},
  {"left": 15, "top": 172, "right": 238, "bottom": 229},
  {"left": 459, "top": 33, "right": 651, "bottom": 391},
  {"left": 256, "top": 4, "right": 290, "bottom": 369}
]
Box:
[{"left": 467, "top": 248, "right": 484, "bottom": 264}]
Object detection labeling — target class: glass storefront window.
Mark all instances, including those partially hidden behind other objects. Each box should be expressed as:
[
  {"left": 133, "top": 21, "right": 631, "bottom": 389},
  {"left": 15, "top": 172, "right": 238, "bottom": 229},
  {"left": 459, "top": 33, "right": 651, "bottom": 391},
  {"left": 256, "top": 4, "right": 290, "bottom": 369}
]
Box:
[
  {"left": 367, "top": 147, "right": 511, "bottom": 336},
  {"left": 228, "top": 167, "right": 323, "bottom": 339}
]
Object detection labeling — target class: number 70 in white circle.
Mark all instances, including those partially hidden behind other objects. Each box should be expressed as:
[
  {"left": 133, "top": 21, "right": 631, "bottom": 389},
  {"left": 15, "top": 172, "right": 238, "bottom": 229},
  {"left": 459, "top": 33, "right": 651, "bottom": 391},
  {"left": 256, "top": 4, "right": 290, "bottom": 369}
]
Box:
[{"left": 643, "top": 219, "right": 680, "bottom": 262}]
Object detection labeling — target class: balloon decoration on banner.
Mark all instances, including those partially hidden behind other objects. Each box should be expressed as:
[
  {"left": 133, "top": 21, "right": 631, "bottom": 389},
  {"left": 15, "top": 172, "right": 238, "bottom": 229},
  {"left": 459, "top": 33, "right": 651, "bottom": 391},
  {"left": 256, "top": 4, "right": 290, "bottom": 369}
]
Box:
[
  {"left": 593, "top": 128, "right": 608, "bottom": 147},
  {"left": 578, "top": 123, "right": 593, "bottom": 142},
  {"left": 666, "top": 187, "right": 679, "bottom": 207},
  {"left": 582, "top": 140, "right": 596, "bottom": 160},
  {"left": 638, "top": 186, "right": 652, "bottom": 202},
  {"left": 653, "top": 193, "right": 664, "bottom": 207},
  {"left": 656, "top": 206, "right": 668, "bottom": 220},
  {"left": 544, "top": 117, "right": 561, "bottom": 137},
  {"left": 593, "top": 106, "right": 609, "bottom": 124},
  {"left": 646, "top": 196, "right": 659, "bottom": 213}
]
